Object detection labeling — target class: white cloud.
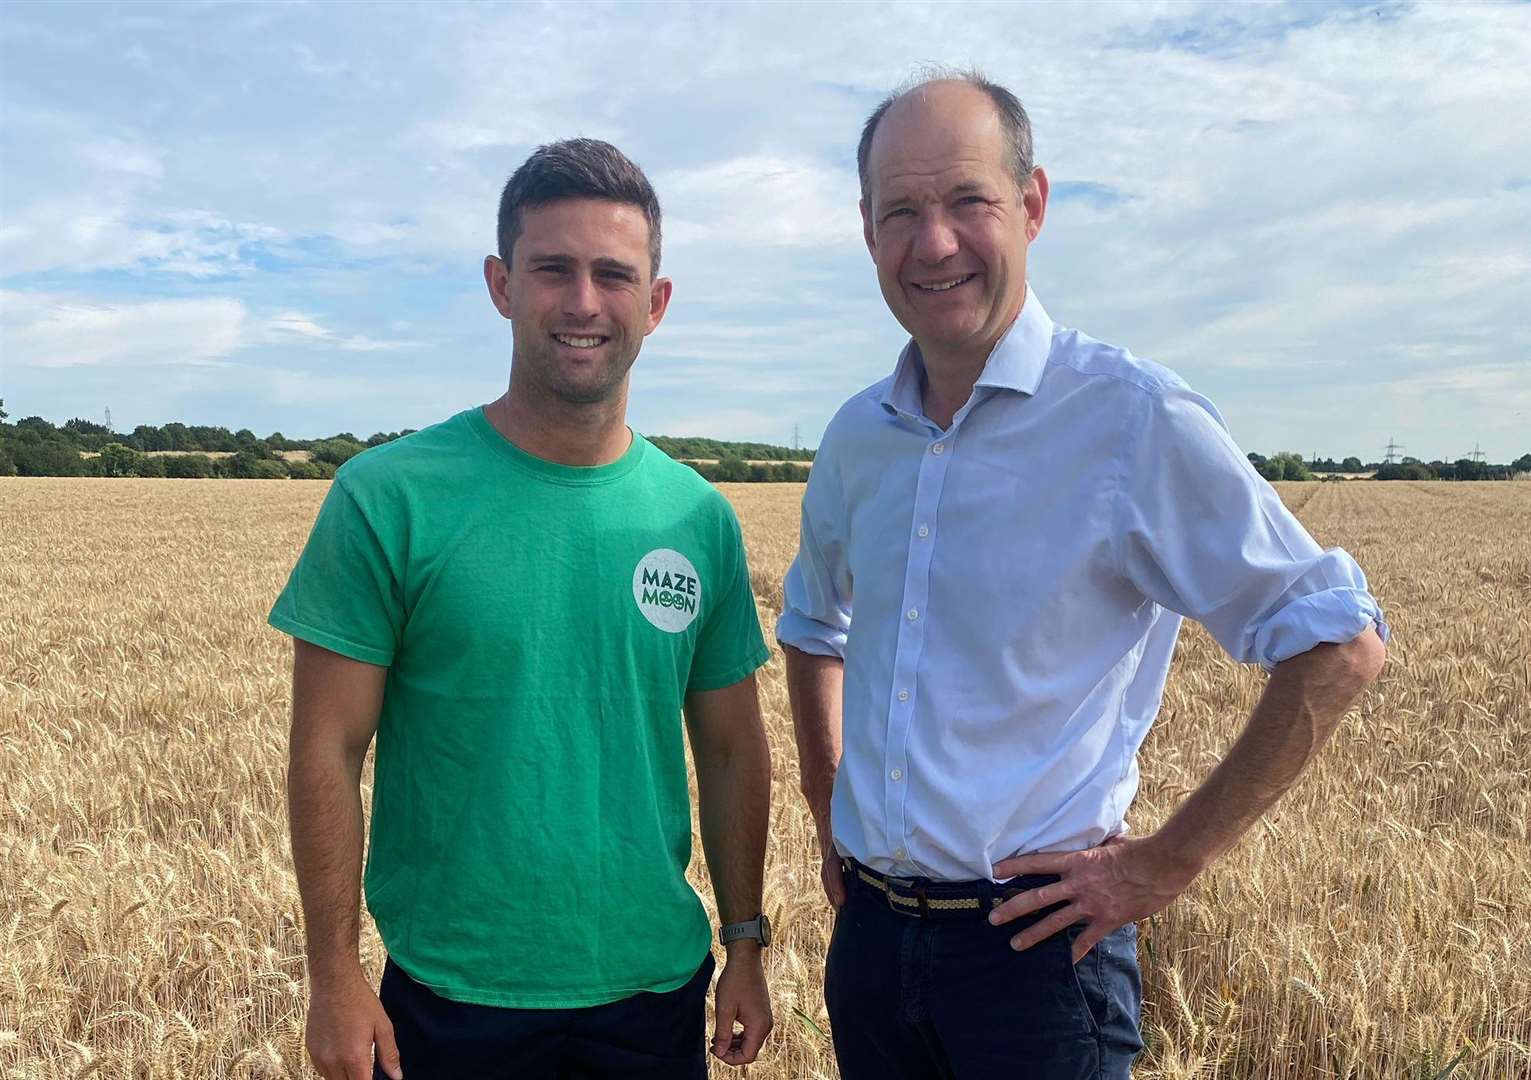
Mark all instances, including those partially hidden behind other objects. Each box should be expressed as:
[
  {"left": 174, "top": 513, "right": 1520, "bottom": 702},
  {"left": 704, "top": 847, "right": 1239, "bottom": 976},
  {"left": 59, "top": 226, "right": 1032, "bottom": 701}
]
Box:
[
  {"left": 660, "top": 155, "right": 862, "bottom": 250},
  {"left": 1, "top": 293, "right": 246, "bottom": 368},
  {"left": 77, "top": 138, "right": 163, "bottom": 179},
  {"left": 260, "top": 310, "right": 412, "bottom": 352},
  {"left": 0, "top": 293, "right": 413, "bottom": 369}
]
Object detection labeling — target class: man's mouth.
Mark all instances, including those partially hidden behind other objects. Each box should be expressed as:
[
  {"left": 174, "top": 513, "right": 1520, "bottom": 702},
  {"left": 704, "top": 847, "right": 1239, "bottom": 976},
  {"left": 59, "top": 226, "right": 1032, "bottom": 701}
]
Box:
[
  {"left": 551, "top": 332, "right": 609, "bottom": 349},
  {"left": 912, "top": 273, "right": 977, "bottom": 293}
]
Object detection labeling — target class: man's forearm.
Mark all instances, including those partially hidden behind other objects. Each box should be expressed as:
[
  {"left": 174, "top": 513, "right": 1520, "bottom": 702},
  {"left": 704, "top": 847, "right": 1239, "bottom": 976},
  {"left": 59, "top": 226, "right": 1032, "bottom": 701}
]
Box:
[
  {"left": 288, "top": 740, "right": 368, "bottom": 982},
  {"left": 1151, "top": 629, "right": 1386, "bottom": 875},
  {"left": 782, "top": 644, "right": 844, "bottom": 847},
  {"left": 694, "top": 725, "right": 772, "bottom": 928}
]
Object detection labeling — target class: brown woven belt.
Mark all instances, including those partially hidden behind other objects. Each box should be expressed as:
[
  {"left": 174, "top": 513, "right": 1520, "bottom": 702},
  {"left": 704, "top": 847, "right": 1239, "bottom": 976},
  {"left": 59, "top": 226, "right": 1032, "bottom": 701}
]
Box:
[{"left": 847, "top": 858, "right": 1024, "bottom": 920}]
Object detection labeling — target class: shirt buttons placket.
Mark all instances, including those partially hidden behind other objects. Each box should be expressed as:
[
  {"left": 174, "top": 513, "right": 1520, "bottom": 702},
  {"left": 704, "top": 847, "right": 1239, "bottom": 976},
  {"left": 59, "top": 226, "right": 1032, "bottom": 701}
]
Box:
[{"left": 885, "top": 427, "right": 953, "bottom": 876}]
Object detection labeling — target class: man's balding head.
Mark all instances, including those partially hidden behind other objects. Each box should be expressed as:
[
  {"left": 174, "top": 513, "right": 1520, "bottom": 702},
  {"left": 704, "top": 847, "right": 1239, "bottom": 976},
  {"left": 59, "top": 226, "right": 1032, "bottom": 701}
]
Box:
[{"left": 857, "top": 72, "right": 1035, "bottom": 206}]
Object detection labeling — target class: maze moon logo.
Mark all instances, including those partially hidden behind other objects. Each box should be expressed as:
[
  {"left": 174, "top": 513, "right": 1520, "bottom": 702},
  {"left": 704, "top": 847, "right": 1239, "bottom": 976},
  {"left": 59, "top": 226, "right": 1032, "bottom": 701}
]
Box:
[{"left": 633, "top": 549, "right": 702, "bottom": 633}]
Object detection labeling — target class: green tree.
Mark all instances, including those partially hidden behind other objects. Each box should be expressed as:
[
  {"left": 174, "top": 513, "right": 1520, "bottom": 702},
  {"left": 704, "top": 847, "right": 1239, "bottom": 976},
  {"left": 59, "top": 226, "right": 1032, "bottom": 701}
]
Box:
[
  {"left": 12, "top": 439, "right": 84, "bottom": 476},
  {"left": 1453, "top": 457, "right": 1486, "bottom": 482},
  {"left": 712, "top": 457, "right": 751, "bottom": 482},
  {"left": 1513, "top": 453, "right": 1531, "bottom": 474},
  {"left": 310, "top": 438, "right": 367, "bottom": 466},
  {"left": 1272, "top": 452, "right": 1313, "bottom": 481},
  {"left": 1341, "top": 457, "right": 1364, "bottom": 472},
  {"left": 226, "top": 449, "right": 288, "bottom": 479},
  {"left": 163, "top": 454, "right": 214, "bottom": 479},
  {"left": 99, "top": 442, "right": 141, "bottom": 477},
  {"left": 65, "top": 417, "right": 111, "bottom": 437},
  {"left": 286, "top": 460, "right": 326, "bottom": 480},
  {"left": 0, "top": 443, "right": 15, "bottom": 476},
  {"left": 131, "top": 424, "right": 169, "bottom": 451}
]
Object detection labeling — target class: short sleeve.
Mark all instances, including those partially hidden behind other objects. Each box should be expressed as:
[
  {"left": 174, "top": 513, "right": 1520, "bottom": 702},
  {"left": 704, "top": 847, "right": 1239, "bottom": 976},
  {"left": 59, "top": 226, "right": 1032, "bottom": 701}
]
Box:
[
  {"left": 268, "top": 478, "right": 404, "bottom": 666},
  {"left": 777, "top": 451, "right": 852, "bottom": 658},
  {"left": 687, "top": 503, "right": 770, "bottom": 692},
  {"left": 1114, "top": 382, "right": 1387, "bottom": 670}
]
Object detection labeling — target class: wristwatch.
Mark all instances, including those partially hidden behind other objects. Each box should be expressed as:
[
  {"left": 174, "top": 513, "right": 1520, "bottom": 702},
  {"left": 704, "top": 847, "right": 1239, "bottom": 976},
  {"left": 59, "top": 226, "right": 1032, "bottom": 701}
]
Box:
[{"left": 718, "top": 913, "right": 772, "bottom": 948}]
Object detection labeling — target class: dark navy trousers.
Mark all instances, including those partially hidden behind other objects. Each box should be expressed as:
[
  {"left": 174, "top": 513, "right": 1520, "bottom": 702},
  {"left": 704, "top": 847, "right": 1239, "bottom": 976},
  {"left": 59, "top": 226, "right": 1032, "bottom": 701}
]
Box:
[
  {"left": 373, "top": 952, "right": 713, "bottom": 1080},
  {"left": 826, "top": 864, "right": 1143, "bottom": 1080}
]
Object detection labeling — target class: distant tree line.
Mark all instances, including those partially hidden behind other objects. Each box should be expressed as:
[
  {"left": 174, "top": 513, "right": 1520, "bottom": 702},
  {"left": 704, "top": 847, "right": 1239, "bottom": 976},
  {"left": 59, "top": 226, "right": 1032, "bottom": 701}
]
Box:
[
  {"left": 647, "top": 436, "right": 814, "bottom": 462},
  {"left": 684, "top": 459, "right": 812, "bottom": 483},
  {"left": 1247, "top": 449, "right": 1531, "bottom": 482},
  {"left": 0, "top": 402, "right": 816, "bottom": 482}
]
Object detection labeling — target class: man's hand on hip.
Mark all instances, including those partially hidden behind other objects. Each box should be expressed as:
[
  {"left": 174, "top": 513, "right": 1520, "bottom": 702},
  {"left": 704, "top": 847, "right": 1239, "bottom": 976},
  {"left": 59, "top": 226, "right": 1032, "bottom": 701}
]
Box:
[
  {"left": 305, "top": 965, "right": 403, "bottom": 1080},
  {"left": 989, "top": 835, "right": 1199, "bottom": 964},
  {"left": 820, "top": 843, "right": 847, "bottom": 910},
  {"left": 711, "top": 945, "right": 773, "bottom": 1066}
]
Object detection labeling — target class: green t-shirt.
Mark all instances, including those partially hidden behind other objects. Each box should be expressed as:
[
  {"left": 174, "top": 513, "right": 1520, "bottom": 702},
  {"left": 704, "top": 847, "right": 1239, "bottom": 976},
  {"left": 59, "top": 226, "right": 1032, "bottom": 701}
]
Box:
[{"left": 269, "top": 407, "right": 769, "bottom": 1008}]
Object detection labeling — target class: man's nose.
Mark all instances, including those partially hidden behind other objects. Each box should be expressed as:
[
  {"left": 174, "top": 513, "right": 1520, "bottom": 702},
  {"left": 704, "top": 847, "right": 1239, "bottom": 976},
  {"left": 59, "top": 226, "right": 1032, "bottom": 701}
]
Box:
[
  {"left": 912, "top": 212, "right": 960, "bottom": 264},
  {"left": 562, "top": 273, "right": 601, "bottom": 320}
]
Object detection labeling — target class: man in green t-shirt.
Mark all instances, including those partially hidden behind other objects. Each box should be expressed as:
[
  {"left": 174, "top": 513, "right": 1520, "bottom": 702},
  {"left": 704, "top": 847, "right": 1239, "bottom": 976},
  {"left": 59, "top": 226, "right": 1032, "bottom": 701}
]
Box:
[{"left": 271, "top": 139, "right": 775, "bottom": 1080}]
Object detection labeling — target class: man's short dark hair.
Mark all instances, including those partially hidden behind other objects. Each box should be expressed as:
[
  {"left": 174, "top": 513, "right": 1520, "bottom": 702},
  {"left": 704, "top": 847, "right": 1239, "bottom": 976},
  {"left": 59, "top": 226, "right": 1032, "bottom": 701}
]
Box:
[
  {"left": 856, "top": 68, "right": 1034, "bottom": 205},
  {"left": 496, "top": 138, "right": 663, "bottom": 277}
]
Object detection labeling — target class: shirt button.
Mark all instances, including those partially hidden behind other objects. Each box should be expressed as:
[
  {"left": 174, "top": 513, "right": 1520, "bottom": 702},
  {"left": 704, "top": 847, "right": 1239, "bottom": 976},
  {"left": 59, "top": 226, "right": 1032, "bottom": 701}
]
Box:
[
  {"left": 890, "top": 768, "right": 903, "bottom": 781},
  {"left": 917, "top": 524, "right": 929, "bottom": 538},
  {"left": 931, "top": 442, "right": 945, "bottom": 455},
  {"left": 894, "top": 847, "right": 908, "bottom": 861},
  {"left": 906, "top": 608, "right": 919, "bottom": 621},
  {"left": 897, "top": 689, "right": 910, "bottom": 702}
]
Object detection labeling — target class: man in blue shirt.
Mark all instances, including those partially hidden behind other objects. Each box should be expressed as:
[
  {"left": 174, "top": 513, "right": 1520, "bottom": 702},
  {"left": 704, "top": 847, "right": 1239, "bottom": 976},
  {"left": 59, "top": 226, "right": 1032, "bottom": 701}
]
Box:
[{"left": 778, "top": 73, "right": 1388, "bottom": 1079}]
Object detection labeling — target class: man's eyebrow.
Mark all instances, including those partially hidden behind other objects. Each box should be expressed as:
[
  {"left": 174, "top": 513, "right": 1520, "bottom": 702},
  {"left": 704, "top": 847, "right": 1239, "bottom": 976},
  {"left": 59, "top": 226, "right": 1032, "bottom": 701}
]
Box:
[
  {"left": 591, "top": 256, "right": 640, "bottom": 276},
  {"left": 525, "top": 252, "right": 639, "bottom": 276}
]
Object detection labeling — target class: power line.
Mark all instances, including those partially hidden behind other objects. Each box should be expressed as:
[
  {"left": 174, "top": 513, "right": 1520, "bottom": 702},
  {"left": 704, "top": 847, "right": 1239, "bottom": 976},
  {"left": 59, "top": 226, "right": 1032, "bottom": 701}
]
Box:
[{"left": 1383, "top": 436, "right": 1405, "bottom": 465}]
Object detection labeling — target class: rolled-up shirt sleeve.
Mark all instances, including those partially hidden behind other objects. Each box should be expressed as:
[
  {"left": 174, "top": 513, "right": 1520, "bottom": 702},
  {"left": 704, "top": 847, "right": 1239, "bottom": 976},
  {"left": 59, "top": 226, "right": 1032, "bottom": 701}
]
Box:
[
  {"left": 777, "top": 452, "right": 852, "bottom": 658},
  {"left": 1114, "top": 380, "right": 1388, "bottom": 671}
]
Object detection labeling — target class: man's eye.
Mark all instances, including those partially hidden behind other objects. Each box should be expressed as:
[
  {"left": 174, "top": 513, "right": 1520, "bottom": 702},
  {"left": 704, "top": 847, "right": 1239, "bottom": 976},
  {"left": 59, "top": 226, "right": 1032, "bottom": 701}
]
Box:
[
  {"left": 535, "top": 265, "right": 567, "bottom": 274},
  {"left": 883, "top": 208, "right": 913, "bottom": 222}
]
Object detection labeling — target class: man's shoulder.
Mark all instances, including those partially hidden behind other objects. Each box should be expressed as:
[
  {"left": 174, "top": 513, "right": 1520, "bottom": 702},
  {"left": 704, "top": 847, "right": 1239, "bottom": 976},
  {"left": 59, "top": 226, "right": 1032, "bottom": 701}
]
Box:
[
  {"left": 332, "top": 410, "right": 475, "bottom": 499},
  {"left": 1043, "top": 325, "right": 1188, "bottom": 401},
  {"left": 816, "top": 374, "right": 897, "bottom": 456},
  {"left": 632, "top": 436, "right": 745, "bottom": 525}
]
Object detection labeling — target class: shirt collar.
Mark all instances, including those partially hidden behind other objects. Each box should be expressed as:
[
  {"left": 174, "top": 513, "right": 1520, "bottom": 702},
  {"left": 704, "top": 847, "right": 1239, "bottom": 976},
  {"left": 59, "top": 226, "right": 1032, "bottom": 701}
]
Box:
[{"left": 880, "top": 288, "right": 1053, "bottom": 421}]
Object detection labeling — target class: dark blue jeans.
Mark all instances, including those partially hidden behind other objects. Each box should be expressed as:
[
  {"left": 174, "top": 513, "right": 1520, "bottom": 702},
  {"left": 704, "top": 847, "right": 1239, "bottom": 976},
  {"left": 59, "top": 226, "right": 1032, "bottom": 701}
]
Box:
[
  {"left": 826, "top": 864, "right": 1142, "bottom": 1079},
  {"left": 373, "top": 952, "right": 714, "bottom": 1079}
]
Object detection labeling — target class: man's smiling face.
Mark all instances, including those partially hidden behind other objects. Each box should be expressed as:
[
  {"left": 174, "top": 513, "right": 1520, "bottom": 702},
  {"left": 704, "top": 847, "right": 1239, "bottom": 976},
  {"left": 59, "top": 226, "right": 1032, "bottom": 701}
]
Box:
[
  {"left": 861, "top": 81, "right": 1046, "bottom": 365},
  {"left": 492, "top": 197, "right": 669, "bottom": 405}
]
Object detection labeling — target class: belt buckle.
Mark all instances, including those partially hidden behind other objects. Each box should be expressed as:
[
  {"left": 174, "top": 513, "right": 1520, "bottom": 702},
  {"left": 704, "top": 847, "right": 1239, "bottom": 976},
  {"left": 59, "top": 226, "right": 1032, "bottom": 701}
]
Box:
[{"left": 913, "top": 878, "right": 930, "bottom": 918}]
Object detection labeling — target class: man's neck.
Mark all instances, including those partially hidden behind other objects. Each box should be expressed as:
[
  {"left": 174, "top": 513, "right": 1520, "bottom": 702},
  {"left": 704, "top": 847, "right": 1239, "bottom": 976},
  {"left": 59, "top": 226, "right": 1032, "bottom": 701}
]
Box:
[
  {"left": 916, "top": 288, "right": 1026, "bottom": 431},
  {"left": 485, "top": 382, "right": 633, "bottom": 467},
  {"left": 917, "top": 346, "right": 989, "bottom": 432}
]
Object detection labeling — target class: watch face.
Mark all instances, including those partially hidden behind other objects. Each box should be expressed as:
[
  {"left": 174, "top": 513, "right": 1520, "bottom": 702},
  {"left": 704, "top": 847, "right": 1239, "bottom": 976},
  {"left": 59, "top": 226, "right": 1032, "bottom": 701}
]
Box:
[{"left": 759, "top": 913, "right": 772, "bottom": 947}]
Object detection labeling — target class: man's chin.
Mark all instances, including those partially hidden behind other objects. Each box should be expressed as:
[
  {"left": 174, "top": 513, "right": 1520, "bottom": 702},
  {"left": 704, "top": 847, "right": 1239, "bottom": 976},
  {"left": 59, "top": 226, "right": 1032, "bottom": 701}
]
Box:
[{"left": 548, "top": 373, "right": 628, "bottom": 406}]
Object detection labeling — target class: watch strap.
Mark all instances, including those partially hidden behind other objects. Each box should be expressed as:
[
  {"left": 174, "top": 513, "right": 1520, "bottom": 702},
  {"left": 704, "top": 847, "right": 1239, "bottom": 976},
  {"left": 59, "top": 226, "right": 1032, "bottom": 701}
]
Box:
[{"left": 719, "top": 916, "right": 765, "bottom": 946}]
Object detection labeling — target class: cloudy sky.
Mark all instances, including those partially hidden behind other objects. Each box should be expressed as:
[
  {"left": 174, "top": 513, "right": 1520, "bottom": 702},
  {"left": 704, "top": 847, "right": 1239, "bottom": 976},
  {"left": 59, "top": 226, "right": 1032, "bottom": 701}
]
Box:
[{"left": 2, "top": 0, "right": 1528, "bottom": 460}]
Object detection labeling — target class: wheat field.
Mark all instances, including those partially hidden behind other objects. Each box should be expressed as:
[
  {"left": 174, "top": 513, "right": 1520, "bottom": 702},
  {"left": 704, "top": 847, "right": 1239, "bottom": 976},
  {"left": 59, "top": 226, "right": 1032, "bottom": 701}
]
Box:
[{"left": 2, "top": 477, "right": 1528, "bottom": 1079}]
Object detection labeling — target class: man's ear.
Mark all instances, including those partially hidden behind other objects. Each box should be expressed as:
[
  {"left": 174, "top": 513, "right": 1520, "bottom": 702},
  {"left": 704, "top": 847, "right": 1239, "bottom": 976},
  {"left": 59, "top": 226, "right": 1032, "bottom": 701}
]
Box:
[
  {"left": 1024, "top": 166, "right": 1049, "bottom": 243},
  {"left": 484, "top": 255, "right": 514, "bottom": 320},
  {"left": 644, "top": 275, "right": 674, "bottom": 336},
  {"left": 860, "top": 198, "right": 876, "bottom": 260}
]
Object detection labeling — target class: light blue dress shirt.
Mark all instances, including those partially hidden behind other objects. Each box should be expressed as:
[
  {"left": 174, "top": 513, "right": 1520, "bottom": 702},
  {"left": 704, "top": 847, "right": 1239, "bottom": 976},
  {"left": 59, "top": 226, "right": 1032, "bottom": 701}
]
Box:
[{"left": 777, "top": 291, "right": 1388, "bottom": 882}]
